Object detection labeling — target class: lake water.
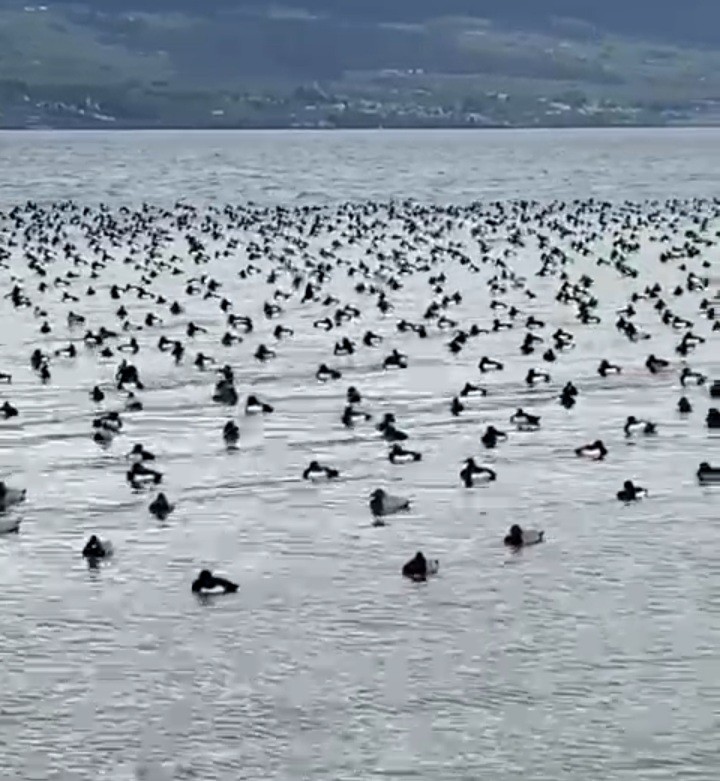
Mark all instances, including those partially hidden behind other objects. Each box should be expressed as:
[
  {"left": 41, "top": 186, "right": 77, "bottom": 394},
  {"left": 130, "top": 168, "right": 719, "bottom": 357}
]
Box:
[{"left": 0, "top": 129, "right": 718, "bottom": 781}]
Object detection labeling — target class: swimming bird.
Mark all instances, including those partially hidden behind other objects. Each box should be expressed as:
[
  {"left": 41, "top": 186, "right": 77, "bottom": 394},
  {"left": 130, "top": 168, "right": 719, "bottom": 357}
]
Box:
[
  {"left": 460, "top": 458, "right": 497, "bottom": 487},
  {"left": 0, "top": 401, "right": 18, "bottom": 419},
  {"left": 369, "top": 488, "right": 410, "bottom": 518},
  {"left": 223, "top": 420, "right": 240, "bottom": 449},
  {"left": 82, "top": 535, "right": 112, "bottom": 560},
  {"left": 126, "top": 462, "right": 163, "bottom": 488},
  {"left": 302, "top": 461, "right": 339, "bottom": 481},
  {"left": 575, "top": 440, "right": 608, "bottom": 460},
  {"left": 624, "top": 416, "right": 657, "bottom": 436},
  {"left": 246, "top": 394, "right": 274, "bottom": 414},
  {"left": 617, "top": 480, "right": 647, "bottom": 501},
  {"left": 510, "top": 408, "right": 541, "bottom": 431},
  {"left": 401, "top": 551, "right": 439, "bottom": 582},
  {"left": 191, "top": 569, "right": 238, "bottom": 595},
  {"left": 127, "top": 443, "right": 156, "bottom": 463},
  {"left": 481, "top": 425, "right": 507, "bottom": 449},
  {"left": 697, "top": 462, "right": 720, "bottom": 485},
  {"left": 707, "top": 408, "right": 720, "bottom": 429},
  {"left": 388, "top": 444, "right": 422, "bottom": 464},
  {"left": 504, "top": 524, "right": 544, "bottom": 548},
  {"left": 149, "top": 492, "right": 174, "bottom": 520},
  {"left": 316, "top": 363, "right": 341, "bottom": 382}
]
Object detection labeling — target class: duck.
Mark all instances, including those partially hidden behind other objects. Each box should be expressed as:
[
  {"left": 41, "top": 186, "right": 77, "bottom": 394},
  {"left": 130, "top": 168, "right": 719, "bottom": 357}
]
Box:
[
  {"left": 346, "top": 386, "right": 362, "bottom": 404},
  {"left": 0, "top": 401, "right": 18, "bottom": 419},
  {"left": 678, "top": 396, "right": 692, "bottom": 414},
  {"left": 459, "top": 382, "right": 487, "bottom": 398},
  {"left": 223, "top": 420, "right": 240, "bottom": 449},
  {"left": 575, "top": 440, "right": 608, "bottom": 460},
  {"left": 525, "top": 368, "right": 551, "bottom": 386},
  {"left": 460, "top": 458, "right": 497, "bottom": 487},
  {"left": 680, "top": 367, "right": 706, "bottom": 387},
  {"left": 388, "top": 444, "right": 422, "bottom": 464},
  {"left": 212, "top": 379, "right": 238, "bottom": 406},
  {"left": 510, "top": 408, "right": 541, "bottom": 431},
  {"left": 342, "top": 404, "right": 371, "bottom": 427},
  {"left": 316, "top": 363, "right": 342, "bottom": 382},
  {"left": 401, "top": 551, "right": 439, "bottom": 582},
  {"left": 383, "top": 349, "right": 408, "bottom": 370},
  {"left": 450, "top": 397, "right": 465, "bottom": 417},
  {"left": 697, "top": 462, "right": 720, "bottom": 485},
  {"left": 707, "top": 408, "right": 720, "bottom": 429},
  {"left": 245, "top": 394, "right": 274, "bottom": 415},
  {"left": 623, "top": 416, "right": 657, "bottom": 436},
  {"left": 598, "top": 359, "right": 621, "bottom": 377},
  {"left": 149, "top": 492, "right": 174, "bottom": 520},
  {"left": 646, "top": 354, "right": 670, "bottom": 374},
  {"left": 126, "top": 462, "right": 163, "bottom": 488},
  {"left": 504, "top": 524, "right": 544, "bottom": 548},
  {"left": 191, "top": 569, "right": 238, "bottom": 595},
  {"left": 82, "top": 535, "right": 113, "bottom": 560},
  {"left": 481, "top": 425, "right": 507, "bottom": 449},
  {"left": 478, "top": 356, "right": 503, "bottom": 373},
  {"left": 369, "top": 488, "right": 410, "bottom": 518},
  {"left": 617, "top": 480, "right": 647, "bottom": 502},
  {"left": 90, "top": 385, "right": 105, "bottom": 403},
  {"left": 127, "top": 443, "right": 156, "bottom": 463},
  {"left": 302, "top": 461, "right": 340, "bottom": 481}
]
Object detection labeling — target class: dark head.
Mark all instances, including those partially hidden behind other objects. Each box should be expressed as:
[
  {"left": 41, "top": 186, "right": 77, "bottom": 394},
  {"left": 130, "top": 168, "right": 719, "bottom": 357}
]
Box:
[
  {"left": 197, "top": 569, "right": 213, "bottom": 587},
  {"left": 623, "top": 480, "right": 634, "bottom": 490},
  {"left": 504, "top": 524, "right": 523, "bottom": 546}
]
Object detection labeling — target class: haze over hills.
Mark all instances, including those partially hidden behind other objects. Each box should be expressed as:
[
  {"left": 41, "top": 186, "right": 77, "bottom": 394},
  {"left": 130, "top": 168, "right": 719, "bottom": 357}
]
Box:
[{"left": 0, "top": 0, "right": 719, "bottom": 128}]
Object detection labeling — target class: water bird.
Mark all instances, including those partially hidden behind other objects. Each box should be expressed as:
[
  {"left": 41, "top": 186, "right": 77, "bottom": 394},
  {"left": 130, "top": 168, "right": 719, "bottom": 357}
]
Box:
[
  {"left": 617, "top": 480, "right": 647, "bottom": 501},
  {"left": 504, "top": 524, "right": 544, "bottom": 548},
  {"left": 460, "top": 458, "right": 497, "bottom": 487},
  {"left": 149, "top": 492, "right": 174, "bottom": 520},
  {"left": 697, "top": 462, "right": 720, "bottom": 485},
  {"left": 223, "top": 421, "right": 240, "bottom": 449},
  {"left": 369, "top": 488, "right": 410, "bottom": 518},
  {"left": 624, "top": 416, "right": 657, "bottom": 436},
  {"left": 388, "top": 444, "right": 422, "bottom": 464},
  {"left": 302, "top": 461, "right": 340, "bottom": 481},
  {"left": 191, "top": 569, "right": 238, "bottom": 595},
  {"left": 82, "top": 535, "right": 112, "bottom": 560},
  {"left": 401, "top": 551, "right": 439, "bottom": 582},
  {"left": 575, "top": 440, "right": 608, "bottom": 460},
  {"left": 246, "top": 395, "right": 274, "bottom": 415}
]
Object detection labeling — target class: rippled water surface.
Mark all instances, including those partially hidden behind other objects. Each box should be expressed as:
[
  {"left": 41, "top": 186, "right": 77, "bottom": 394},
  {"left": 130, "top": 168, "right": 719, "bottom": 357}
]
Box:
[{"left": 0, "top": 130, "right": 718, "bottom": 781}]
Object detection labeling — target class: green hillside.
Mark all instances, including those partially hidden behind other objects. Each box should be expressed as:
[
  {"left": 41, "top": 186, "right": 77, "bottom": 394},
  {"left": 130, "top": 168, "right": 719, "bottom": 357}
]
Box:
[{"left": 1, "top": 5, "right": 720, "bottom": 128}]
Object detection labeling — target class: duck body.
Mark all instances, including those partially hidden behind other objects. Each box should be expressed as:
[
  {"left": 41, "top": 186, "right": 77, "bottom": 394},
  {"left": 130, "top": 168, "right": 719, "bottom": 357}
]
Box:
[
  {"left": 575, "top": 440, "right": 608, "bottom": 460},
  {"left": 460, "top": 458, "right": 497, "bottom": 487},
  {"left": 697, "top": 462, "right": 720, "bottom": 485},
  {"left": 82, "top": 535, "right": 113, "bottom": 560},
  {"left": 149, "top": 492, "right": 174, "bottom": 520},
  {"left": 369, "top": 488, "right": 410, "bottom": 517},
  {"left": 504, "top": 524, "right": 544, "bottom": 548},
  {"left": 401, "top": 551, "right": 439, "bottom": 582},
  {"left": 302, "top": 461, "right": 340, "bottom": 481},
  {"left": 388, "top": 444, "right": 422, "bottom": 464},
  {"left": 192, "top": 569, "right": 238, "bottom": 595},
  {"left": 617, "top": 480, "right": 647, "bottom": 501}
]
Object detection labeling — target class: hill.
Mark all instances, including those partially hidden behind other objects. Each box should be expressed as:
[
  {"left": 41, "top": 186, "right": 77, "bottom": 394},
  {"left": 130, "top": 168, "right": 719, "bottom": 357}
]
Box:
[{"left": 1, "top": 1, "right": 719, "bottom": 128}]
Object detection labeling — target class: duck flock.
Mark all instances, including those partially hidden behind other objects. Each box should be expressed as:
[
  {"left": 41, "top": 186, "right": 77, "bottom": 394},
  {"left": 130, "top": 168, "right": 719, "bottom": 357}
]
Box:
[{"left": 0, "top": 197, "right": 718, "bottom": 591}]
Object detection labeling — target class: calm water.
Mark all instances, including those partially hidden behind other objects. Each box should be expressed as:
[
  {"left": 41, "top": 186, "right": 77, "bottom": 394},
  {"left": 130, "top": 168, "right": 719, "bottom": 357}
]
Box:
[{"left": 0, "top": 130, "right": 718, "bottom": 781}]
